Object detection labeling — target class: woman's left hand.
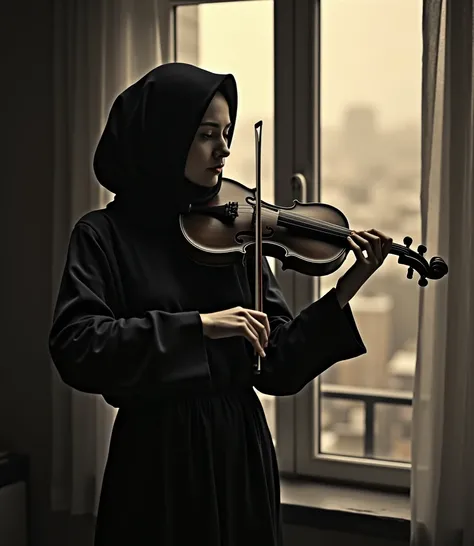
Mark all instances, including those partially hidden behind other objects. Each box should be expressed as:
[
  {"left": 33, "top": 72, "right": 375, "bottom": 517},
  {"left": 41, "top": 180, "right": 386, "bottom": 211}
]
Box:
[
  {"left": 335, "top": 229, "right": 393, "bottom": 308},
  {"left": 347, "top": 228, "right": 393, "bottom": 278}
]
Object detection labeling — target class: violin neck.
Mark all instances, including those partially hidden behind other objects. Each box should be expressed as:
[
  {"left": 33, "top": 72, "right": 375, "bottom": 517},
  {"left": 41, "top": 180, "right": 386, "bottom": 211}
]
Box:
[{"left": 276, "top": 211, "right": 406, "bottom": 258}]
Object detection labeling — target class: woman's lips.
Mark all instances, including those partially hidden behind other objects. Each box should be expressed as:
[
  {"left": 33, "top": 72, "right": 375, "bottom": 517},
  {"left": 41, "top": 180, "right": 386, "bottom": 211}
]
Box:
[{"left": 208, "top": 167, "right": 222, "bottom": 174}]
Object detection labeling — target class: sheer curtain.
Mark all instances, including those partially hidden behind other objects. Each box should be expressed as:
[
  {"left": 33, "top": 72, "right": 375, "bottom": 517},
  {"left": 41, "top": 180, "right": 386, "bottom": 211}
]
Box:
[
  {"left": 411, "top": 0, "right": 474, "bottom": 544},
  {"left": 51, "top": 0, "right": 170, "bottom": 516}
]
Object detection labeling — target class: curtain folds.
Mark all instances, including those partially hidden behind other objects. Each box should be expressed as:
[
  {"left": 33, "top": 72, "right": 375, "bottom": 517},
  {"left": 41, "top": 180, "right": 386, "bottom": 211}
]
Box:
[
  {"left": 51, "top": 0, "right": 170, "bottom": 516},
  {"left": 412, "top": 0, "right": 474, "bottom": 544}
]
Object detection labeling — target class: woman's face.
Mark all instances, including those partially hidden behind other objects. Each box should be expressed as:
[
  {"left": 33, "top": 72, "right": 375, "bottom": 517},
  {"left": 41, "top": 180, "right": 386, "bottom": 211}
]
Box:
[{"left": 184, "top": 91, "right": 232, "bottom": 187}]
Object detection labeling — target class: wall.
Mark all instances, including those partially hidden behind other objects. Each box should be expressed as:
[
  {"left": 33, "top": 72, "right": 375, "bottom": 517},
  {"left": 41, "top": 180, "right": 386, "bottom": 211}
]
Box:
[
  {"left": 284, "top": 524, "right": 407, "bottom": 546},
  {"left": 1, "top": 1, "right": 55, "bottom": 546}
]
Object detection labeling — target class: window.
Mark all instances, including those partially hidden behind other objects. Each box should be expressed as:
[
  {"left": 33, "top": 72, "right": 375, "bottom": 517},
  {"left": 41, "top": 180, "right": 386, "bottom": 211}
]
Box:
[
  {"left": 303, "top": 0, "right": 422, "bottom": 488},
  {"left": 175, "top": 0, "right": 423, "bottom": 489}
]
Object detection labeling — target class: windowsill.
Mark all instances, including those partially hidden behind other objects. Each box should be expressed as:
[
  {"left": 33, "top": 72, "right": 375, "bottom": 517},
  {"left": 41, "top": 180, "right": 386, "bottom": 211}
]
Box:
[{"left": 280, "top": 477, "right": 410, "bottom": 541}]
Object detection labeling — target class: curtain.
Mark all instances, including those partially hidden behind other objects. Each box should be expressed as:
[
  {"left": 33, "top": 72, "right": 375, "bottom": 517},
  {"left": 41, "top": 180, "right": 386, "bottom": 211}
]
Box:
[
  {"left": 411, "top": 0, "right": 474, "bottom": 544},
  {"left": 51, "top": 0, "right": 171, "bottom": 516}
]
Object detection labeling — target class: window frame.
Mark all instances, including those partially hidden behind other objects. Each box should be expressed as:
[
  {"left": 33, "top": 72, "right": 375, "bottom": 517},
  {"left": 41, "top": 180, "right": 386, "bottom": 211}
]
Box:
[
  {"left": 171, "top": 0, "right": 413, "bottom": 490},
  {"left": 291, "top": 0, "right": 411, "bottom": 490}
]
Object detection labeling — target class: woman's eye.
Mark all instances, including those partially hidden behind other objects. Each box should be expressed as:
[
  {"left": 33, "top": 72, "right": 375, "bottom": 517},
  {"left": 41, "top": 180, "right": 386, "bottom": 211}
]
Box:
[{"left": 200, "top": 132, "right": 229, "bottom": 142}]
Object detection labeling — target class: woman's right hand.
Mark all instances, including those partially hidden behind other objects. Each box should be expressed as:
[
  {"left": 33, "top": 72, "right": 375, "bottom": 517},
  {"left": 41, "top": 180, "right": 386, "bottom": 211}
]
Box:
[{"left": 200, "top": 307, "right": 270, "bottom": 358}]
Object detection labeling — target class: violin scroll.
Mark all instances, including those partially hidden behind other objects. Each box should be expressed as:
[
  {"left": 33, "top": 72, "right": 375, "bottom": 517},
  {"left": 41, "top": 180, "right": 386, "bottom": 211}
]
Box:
[{"left": 399, "top": 236, "right": 448, "bottom": 287}]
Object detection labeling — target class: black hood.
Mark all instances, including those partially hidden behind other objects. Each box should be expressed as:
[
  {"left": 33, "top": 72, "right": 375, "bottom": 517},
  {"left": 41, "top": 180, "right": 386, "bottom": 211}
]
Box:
[{"left": 93, "top": 62, "right": 238, "bottom": 226}]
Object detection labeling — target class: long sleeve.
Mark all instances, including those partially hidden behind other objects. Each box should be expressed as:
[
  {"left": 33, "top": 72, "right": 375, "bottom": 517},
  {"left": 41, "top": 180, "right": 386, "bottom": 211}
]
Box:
[
  {"left": 49, "top": 222, "right": 210, "bottom": 396},
  {"left": 252, "top": 258, "right": 367, "bottom": 396}
]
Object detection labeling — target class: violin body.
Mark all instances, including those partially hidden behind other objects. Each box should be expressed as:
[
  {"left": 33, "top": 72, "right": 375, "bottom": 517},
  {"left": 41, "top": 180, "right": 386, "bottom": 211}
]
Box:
[
  {"left": 180, "top": 177, "right": 449, "bottom": 286},
  {"left": 180, "top": 177, "right": 351, "bottom": 276},
  {"left": 180, "top": 122, "right": 448, "bottom": 374}
]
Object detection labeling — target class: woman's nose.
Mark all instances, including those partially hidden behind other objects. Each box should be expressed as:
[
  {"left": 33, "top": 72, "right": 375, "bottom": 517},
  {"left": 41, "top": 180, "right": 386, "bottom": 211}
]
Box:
[{"left": 215, "top": 141, "right": 230, "bottom": 158}]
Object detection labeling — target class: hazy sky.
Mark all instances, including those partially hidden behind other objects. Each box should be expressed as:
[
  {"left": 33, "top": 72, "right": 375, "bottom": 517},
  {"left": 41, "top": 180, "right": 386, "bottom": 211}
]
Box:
[{"left": 198, "top": 0, "right": 422, "bottom": 129}]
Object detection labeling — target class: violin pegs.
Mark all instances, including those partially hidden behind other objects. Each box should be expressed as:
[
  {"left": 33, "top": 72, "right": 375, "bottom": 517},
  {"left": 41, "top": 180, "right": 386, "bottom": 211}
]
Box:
[
  {"left": 407, "top": 267, "right": 414, "bottom": 280},
  {"left": 418, "top": 277, "right": 428, "bottom": 287},
  {"left": 417, "top": 244, "right": 427, "bottom": 256},
  {"left": 403, "top": 236, "right": 413, "bottom": 248}
]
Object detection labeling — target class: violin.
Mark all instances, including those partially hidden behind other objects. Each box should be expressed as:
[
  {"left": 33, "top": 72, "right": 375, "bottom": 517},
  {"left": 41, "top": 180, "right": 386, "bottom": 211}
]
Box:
[{"left": 180, "top": 121, "right": 449, "bottom": 373}]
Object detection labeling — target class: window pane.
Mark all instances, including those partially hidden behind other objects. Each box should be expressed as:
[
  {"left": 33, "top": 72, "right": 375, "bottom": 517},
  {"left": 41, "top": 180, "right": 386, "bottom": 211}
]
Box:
[
  {"left": 175, "top": 1, "right": 277, "bottom": 446},
  {"left": 313, "top": 0, "right": 422, "bottom": 462},
  {"left": 320, "top": 398, "right": 365, "bottom": 458},
  {"left": 374, "top": 403, "right": 412, "bottom": 462},
  {"left": 320, "top": 397, "right": 413, "bottom": 461}
]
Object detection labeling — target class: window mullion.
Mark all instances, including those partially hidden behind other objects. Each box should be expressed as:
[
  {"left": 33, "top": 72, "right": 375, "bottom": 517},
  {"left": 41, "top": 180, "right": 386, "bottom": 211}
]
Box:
[{"left": 273, "top": 0, "right": 297, "bottom": 474}]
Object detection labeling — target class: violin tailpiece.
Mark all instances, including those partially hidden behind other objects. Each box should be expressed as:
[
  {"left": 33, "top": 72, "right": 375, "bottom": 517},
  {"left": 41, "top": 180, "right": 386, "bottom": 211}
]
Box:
[{"left": 186, "top": 202, "right": 239, "bottom": 225}]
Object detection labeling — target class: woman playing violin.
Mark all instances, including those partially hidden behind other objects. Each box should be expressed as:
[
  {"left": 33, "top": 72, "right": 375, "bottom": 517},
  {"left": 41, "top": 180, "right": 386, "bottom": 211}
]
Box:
[{"left": 49, "top": 62, "right": 392, "bottom": 546}]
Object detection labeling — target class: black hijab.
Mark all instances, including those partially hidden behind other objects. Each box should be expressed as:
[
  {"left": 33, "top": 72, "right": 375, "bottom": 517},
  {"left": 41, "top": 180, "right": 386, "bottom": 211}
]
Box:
[{"left": 93, "top": 62, "right": 238, "bottom": 228}]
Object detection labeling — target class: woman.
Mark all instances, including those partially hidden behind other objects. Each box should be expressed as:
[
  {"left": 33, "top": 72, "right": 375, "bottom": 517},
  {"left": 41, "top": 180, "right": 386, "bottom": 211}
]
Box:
[{"left": 49, "top": 62, "right": 392, "bottom": 545}]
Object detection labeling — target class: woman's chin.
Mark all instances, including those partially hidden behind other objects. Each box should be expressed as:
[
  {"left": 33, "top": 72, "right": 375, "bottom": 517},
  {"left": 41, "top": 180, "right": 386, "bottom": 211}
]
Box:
[
  {"left": 194, "top": 173, "right": 220, "bottom": 188},
  {"left": 185, "top": 167, "right": 222, "bottom": 188}
]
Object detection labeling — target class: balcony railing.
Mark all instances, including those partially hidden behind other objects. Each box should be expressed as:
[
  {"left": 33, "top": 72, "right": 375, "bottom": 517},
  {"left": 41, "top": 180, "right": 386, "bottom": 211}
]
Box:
[{"left": 319, "top": 383, "right": 413, "bottom": 458}]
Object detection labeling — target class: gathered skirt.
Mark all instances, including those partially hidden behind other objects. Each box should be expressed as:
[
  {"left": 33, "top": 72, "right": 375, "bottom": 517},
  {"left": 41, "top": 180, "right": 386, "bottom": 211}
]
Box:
[{"left": 94, "top": 385, "right": 283, "bottom": 546}]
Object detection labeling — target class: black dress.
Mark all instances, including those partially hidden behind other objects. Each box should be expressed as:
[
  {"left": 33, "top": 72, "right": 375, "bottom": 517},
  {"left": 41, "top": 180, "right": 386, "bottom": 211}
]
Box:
[
  {"left": 49, "top": 207, "right": 366, "bottom": 545},
  {"left": 49, "top": 62, "right": 367, "bottom": 545}
]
